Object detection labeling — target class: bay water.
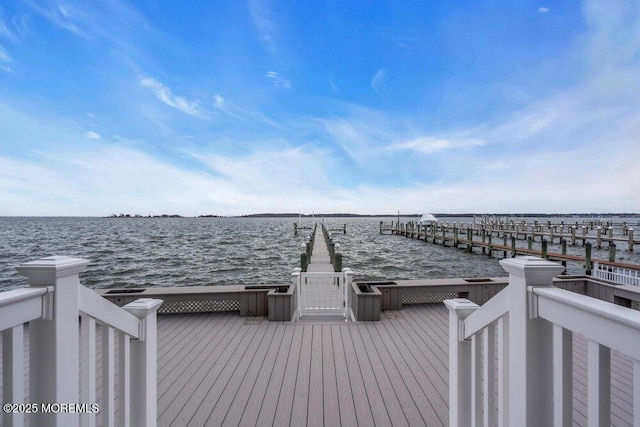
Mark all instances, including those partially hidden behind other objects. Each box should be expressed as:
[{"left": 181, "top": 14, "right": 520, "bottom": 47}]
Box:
[{"left": 1, "top": 216, "right": 639, "bottom": 291}]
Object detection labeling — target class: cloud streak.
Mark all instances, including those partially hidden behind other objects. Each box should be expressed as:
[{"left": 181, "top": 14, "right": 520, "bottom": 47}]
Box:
[
  {"left": 140, "top": 77, "right": 205, "bottom": 118},
  {"left": 248, "top": 0, "right": 278, "bottom": 53},
  {"left": 391, "top": 136, "right": 485, "bottom": 154},
  {"left": 265, "top": 71, "right": 291, "bottom": 88}
]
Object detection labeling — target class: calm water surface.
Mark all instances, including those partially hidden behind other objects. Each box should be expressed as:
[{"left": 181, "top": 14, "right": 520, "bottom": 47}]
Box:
[{"left": 1, "top": 216, "right": 639, "bottom": 290}]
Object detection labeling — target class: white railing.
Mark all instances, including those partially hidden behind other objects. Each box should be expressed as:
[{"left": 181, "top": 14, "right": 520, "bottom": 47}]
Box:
[
  {"left": 593, "top": 261, "right": 640, "bottom": 286},
  {"left": 446, "top": 256, "right": 640, "bottom": 426},
  {"left": 293, "top": 268, "right": 352, "bottom": 319},
  {"left": 1, "top": 256, "right": 162, "bottom": 427}
]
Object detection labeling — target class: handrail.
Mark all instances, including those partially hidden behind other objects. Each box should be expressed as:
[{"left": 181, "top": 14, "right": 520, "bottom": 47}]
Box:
[
  {"left": 534, "top": 286, "right": 640, "bottom": 359},
  {"left": 4, "top": 256, "right": 161, "bottom": 427},
  {"left": 0, "top": 287, "right": 48, "bottom": 307},
  {"left": 78, "top": 285, "right": 140, "bottom": 338},
  {"left": 447, "top": 256, "right": 640, "bottom": 427},
  {"left": 463, "top": 286, "right": 509, "bottom": 339},
  {"left": 0, "top": 287, "right": 49, "bottom": 331}
]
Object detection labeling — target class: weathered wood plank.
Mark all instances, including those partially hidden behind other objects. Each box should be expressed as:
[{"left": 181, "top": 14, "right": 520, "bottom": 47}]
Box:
[
  {"left": 237, "top": 324, "right": 287, "bottom": 426},
  {"left": 219, "top": 322, "right": 279, "bottom": 426},
  {"left": 347, "top": 325, "right": 392, "bottom": 426},
  {"left": 271, "top": 325, "right": 304, "bottom": 427},
  {"left": 307, "top": 325, "right": 324, "bottom": 427},
  {"left": 166, "top": 317, "right": 258, "bottom": 426},
  {"left": 252, "top": 327, "right": 295, "bottom": 425},
  {"left": 339, "top": 325, "right": 375, "bottom": 426},
  {"left": 290, "top": 324, "right": 313, "bottom": 426},
  {"left": 330, "top": 324, "right": 358, "bottom": 427},
  {"left": 188, "top": 322, "right": 270, "bottom": 426},
  {"left": 157, "top": 313, "right": 242, "bottom": 419},
  {"left": 322, "top": 325, "right": 341, "bottom": 427}
]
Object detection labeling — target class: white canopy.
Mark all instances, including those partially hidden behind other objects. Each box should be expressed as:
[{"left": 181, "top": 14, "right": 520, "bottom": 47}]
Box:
[{"left": 418, "top": 213, "right": 438, "bottom": 224}]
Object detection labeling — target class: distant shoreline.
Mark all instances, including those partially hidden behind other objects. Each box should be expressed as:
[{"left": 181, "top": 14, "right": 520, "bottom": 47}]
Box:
[
  {"left": 100, "top": 212, "right": 640, "bottom": 219},
  {"left": 2, "top": 213, "right": 639, "bottom": 219}
]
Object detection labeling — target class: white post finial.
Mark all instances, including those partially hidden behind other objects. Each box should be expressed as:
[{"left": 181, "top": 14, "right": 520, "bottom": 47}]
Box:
[
  {"left": 499, "top": 256, "right": 564, "bottom": 427},
  {"left": 123, "top": 298, "right": 163, "bottom": 427},
  {"left": 444, "top": 298, "right": 479, "bottom": 427},
  {"left": 16, "top": 256, "right": 90, "bottom": 427}
]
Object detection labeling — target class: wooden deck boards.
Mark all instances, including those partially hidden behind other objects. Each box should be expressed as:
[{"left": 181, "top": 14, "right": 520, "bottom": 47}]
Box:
[
  {"left": 0, "top": 303, "right": 636, "bottom": 426},
  {"left": 155, "top": 305, "right": 451, "bottom": 427}
]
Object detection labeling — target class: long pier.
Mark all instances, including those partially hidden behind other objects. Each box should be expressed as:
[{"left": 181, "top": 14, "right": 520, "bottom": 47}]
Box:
[{"left": 383, "top": 220, "right": 640, "bottom": 273}]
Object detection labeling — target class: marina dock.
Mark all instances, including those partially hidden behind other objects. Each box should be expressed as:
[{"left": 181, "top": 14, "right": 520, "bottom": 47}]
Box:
[{"left": 385, "top": 219, "right": 640, "bottom": 273}]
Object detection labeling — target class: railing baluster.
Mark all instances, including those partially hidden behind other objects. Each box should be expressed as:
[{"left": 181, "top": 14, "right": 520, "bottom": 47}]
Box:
[
  {"left": 118, "top": 332, "right": 131, "bottom": 427},
  {"left": 553, "top": 324, "right": 572, "bottom": 427},
  {"left": 497, "top": 315, "right": 509, "bottom": 427},
  {"left": 634, "top": 359, "right": 640, "bottom": 424},
  {"left": 471, "top": 332, "right": 482, "bottom": 426},
  {"left": 80, "top": 315, "right": 96, "bottom": 427},
  {"left": 102, "top": 326, "right": 115, "bottom": 427},
  {"left": 587, "top": 339, "right": 610, "bottom": 427},
  {"left": 3, "top": 325, "right": 25, "bottom": 427},
  {"left": 483, "top": 325, "right": 497, "bottom": 426}
]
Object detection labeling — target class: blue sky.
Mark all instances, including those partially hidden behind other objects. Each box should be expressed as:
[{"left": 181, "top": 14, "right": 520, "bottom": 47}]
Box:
[{"left": 0, "top": 0, "right": 638, "bottom": 216}]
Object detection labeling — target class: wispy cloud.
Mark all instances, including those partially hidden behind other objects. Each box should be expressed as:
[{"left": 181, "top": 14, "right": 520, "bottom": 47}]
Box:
[
  {"left": 0, "top": 43, "right": 12, "bottom": 72},
  {"left": 85, "top": 131, "right": 100, "bottom": 139},
  {"left": 140, "top": 77, "right": 205, "bottom": 118},
  {"left": 538, "top": 7, "right": 550, "bottom": 13},
  {"left": 371, "top": 69, "right": 388, "bottom": 98},
  {"left": 212, "top": 94, "right": 244, "bottom": 120},
  {"left": 265, "top": 71, "right": 291, "bottom": 88},
  {"left": 23, "top": 0, "right": 89, "bottom": 38},
  {"left": 391, "top": 136, "right": 485, "bottom": 154},
  {"left": 248, "top": 0, "right": 278, "bottom": 53}
]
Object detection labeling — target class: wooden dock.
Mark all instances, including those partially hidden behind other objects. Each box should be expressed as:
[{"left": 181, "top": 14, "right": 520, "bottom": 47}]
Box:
[
  {"left": 307, "top": 227, "right": 334, "bottom": 273},
  {"left": 385, "top": 220, "right": 640, "bottom": 273}
]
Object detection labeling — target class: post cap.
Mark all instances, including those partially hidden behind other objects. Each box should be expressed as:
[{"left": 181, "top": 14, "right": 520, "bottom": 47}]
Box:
[
  {"left": 499, "top": 256, "right": 565, "bottom": 286},
  {"left": 16, "top": 256, "right": 90, "bottom": 286},
  {"left": 444, "top": 298, "right": 479, "bottom": 315},
  {"left": 122, "top": 298, "right": 163, "bottom": 318}
]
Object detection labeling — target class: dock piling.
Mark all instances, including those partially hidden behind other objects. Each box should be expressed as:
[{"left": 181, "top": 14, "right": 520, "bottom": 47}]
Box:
[
  {"left": 585, "top": 242, "right": 592, "bottom": 275},
  {"left": 609, "top": 243, "right": 617, "bottom": 262}
]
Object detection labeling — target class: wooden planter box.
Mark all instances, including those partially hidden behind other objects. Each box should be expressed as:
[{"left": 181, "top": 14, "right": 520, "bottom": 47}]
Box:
[
  {"left": 240, "top": 286, "right": 272, "bottom": 316},
  {"left": 351, "top": 282, "right": 381, "bottom": 321},
  {"left": 267, "top": 285, "right": 296, "bottom": 321},
  {"left": 367, "top": 282, "right": 401, "bottom": 310}
]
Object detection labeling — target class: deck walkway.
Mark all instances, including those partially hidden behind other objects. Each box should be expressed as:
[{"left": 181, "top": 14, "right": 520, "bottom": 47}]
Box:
[
  {"left": 154, "top": 304, "right": 635, "bottom": 426},
  {"left": 307, "top": 228, "right": 334, "bottom": 273},
  {"left": 156, "top": 304, "right": 450, "bottom": 426},
  {"left": 0, "top": 303, "right": 635, "bottom": 425}
]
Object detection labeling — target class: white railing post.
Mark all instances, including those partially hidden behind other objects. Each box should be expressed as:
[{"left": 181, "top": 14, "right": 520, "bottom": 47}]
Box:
[
  {"left": 292, "top": 268, "right": 302, "bottom": 319},
  {"left": 123, "top": 298, "right": 162, "bottom": 427},
  {"left": 3, "top": 325, "right": 24, "bottom": 427},
  {"left": 444, "top": 299, "right": 479, "bottom": 427},
  {"left": 343, "top": 268, "right": 353, "bottom": 320},
  {"left": 499, "top": 256, "right": 565, "bottom": 427},
  {"left": 16, "top": 256, "right": 90, "bottom": 427}
]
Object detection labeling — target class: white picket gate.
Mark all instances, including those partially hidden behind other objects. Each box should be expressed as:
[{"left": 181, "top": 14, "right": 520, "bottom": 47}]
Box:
[{"left": 292, "top": 268, "right": 352, "bottom": 318}]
